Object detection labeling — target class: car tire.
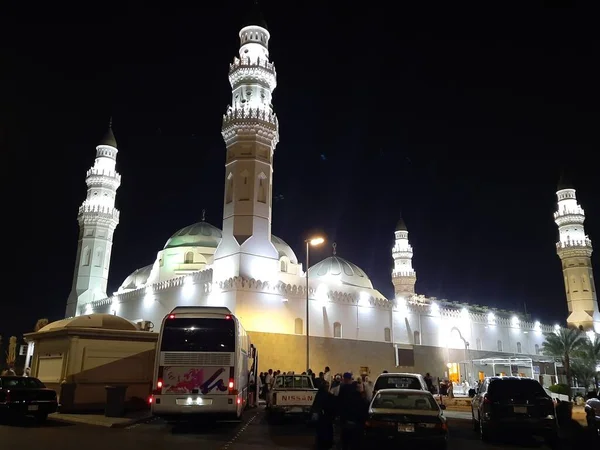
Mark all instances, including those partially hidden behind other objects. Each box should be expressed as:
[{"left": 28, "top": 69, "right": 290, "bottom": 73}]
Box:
[
  {"left": 479, "top": 419, "right": 491, "bottom": 442},
  {"left": 35, "top": 413, "right": 48, "bottom": 424}
]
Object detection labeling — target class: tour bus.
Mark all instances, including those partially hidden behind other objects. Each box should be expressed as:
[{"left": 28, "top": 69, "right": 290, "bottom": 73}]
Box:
[{"left": 150, "top": 306, "right": 256, "bottom": 420}]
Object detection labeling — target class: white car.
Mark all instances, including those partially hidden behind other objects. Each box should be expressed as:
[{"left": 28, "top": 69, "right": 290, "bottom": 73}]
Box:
[{"left": 373, "top": 373, "right": 429, "bottom": 396}]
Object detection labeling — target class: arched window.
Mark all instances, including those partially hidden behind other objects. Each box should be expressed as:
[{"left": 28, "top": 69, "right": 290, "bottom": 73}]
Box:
[
  {"left": 516, "top": 342, "right": 522, "bottom": 353},
  {"left": 497, "top": 340, "right": 503, "bottom": 352},
  {"left": 239, "top": 170, "right": 250, "bottom": 201},
  {"left": 294, "top": 318, "right": 303, "bottom": 335},
  {"left": 280, "top": 259, "right": 287, "bottom": 272},
  {"left": 535, "top": 344, "right": 540, "bottom": 355},
  {"left": 225, "top": 173, "right": 234, "bottom": 204},
  {"left": 105, "top": 249, "right": 111, "bottom": 269},
  {"left": 257, "top": 173, "right": 267, "bottom": 203},
  {"left": 82, "top": 247, "right": 91, "bottom": 266},
  {"left": 333, "top": 322, "right": 342, "bottom": 338},
  {"left": 94, "top": 248, "right": 103, "bottom": 267},
  {"left": 414, "top": 330, "right": 421, "bottom": 345},
  {"left": 476, "top": 338, "right": 482, "bottom": 351},
  {"left": 184, "top": 252, "right": 194, "bottom": 264},
  {"left": 384, "top": 327, "right": 391, "bottom": 342}
]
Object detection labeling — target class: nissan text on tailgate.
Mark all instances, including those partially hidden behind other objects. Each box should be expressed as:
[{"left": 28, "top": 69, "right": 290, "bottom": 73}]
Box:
[{"left": 268, "top": 374, "right": 317, "bottom": 418}]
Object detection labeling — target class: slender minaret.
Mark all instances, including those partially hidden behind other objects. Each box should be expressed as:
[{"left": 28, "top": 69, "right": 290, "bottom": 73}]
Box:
[
  {"left": 213, "top": 6, "right": 279, "bottom": 281},
  {"left": 392, "top": 216, "right": 417, "bottom": 296},
  {"left": 554, "top": 175, "right": 600, "bottom": 331},
  {"left": 65, "top": 122, "right": 121, "bottom": 317}
]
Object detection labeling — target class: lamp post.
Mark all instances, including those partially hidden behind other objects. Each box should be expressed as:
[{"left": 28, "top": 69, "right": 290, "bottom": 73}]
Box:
[{"left": 305, "top": 236, "right": 324, "bottom": 372}]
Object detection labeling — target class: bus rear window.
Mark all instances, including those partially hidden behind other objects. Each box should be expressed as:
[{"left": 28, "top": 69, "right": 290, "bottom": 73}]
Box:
[{"left": 160, "top": 318, "right": 235, "bottom": 352}]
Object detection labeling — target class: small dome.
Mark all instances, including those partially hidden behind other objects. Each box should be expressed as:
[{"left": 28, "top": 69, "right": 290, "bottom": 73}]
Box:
[
  {"left": 98, "top": 127, "right": 117, "bottom": 148},
  {"left": 39, "top": 314, "right": 137, "bottom": 332},
  {"left": 272, "top": 235, "right": 298, "bottom": 264},
  {"left": 119, "top": 264, "right": 153, "bottom": 291},
  {"left": 242, "top": 2, "right": 268, "bottom": 30},
  {"left": 396, "top": 217, "right": 407, "bottom": 231},
  {"left": 557, "top": 172, "right": 573, "bottom": 191},
  {"left": 308, "top": 256, "right": 373, "bottom": 289},
  {"left": 164, "top": 221, "right": 223, "bottom": 249}
]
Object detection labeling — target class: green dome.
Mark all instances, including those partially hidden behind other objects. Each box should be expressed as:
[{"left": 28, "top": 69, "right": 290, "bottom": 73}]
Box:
[{"left": 164, "top": 222, "right": 223, "bottom": 249}]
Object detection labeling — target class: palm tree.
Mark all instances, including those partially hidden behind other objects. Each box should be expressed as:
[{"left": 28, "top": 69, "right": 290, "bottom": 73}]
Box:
[
  {"left": 541, "top": 327, "right": 584, "bottom": 399},
  {"left": 577, "top": 333, "right": 600, "bottom": 390}
]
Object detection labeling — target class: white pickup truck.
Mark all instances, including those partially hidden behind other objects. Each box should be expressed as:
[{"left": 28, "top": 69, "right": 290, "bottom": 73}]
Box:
[{"left": 267, "top": 374, "right": 317, "bottom": 421}]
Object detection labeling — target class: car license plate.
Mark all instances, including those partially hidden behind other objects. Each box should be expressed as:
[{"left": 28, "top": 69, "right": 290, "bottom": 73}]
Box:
[
  {"left": 28, "top": 405, "right": 39, "bottom": 411},
  {"left": 514, "top": 406, "right": 527, "bottom": 414},
  {"left": 398, "top": 423, "right": 415, "bottom": 433}
]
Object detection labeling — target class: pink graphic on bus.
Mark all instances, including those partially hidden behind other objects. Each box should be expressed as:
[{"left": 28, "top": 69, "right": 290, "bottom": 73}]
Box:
[{"left": 163, "top": 366, "right": 229, "bottom": 394}]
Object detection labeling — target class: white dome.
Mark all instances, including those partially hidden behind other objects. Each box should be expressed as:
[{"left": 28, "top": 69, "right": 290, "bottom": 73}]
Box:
[
  {"left": 118, "top": 264, "right": 153, "bottom": 291},
  {"left": 271, "top": 235, "right": 298, "bottom": 264},
  {"left": 164, "top": 221, "right": 222, "bottom": 249},
  {"left": 39, "top": 314, "right": 138, "bottom": 332},
  {"left": 308, "top": 256, "right": 373, "bottom": 289}
]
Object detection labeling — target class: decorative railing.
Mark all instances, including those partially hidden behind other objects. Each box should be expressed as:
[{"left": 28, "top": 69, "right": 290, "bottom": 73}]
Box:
[
  {"left": 229, "top": 57, "right": 275, "bottom": 74},
  {"left": 222, "top": 106, "right": 278, "bottom": 127},
  {"left": 78, "top": 204, "right": 120, "bottom": 220},
  {"left": 556, "top": 238, "right": 592, "bottom": 249},
  {"left": 86, "top": 167, "right": 121, "bottom": 182}
]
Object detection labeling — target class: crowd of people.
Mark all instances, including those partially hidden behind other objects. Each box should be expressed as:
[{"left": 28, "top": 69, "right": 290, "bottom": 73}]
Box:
[{"left": 252, "top": 366, "right": 383, "bottom": 450}]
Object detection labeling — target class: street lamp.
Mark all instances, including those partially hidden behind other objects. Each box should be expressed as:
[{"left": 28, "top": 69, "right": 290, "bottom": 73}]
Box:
[{"left": 305, "top": 236, "right": 325, "bottom": 371}]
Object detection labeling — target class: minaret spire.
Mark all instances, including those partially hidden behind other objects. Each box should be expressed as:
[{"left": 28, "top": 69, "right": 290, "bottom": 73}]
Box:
[
  {"left": 554, "top": 180, "right": 600, "bottom": 331},
  {"left": 201, "top": 209, "right": 206, "bottom": 221},
  {"left": 391, "top": 214, "right": 416, "bottom": 296},
  {"left": 213, "top": 9, "right": 279, "bottom": 281},
  {"left": 65, "top": 123, "right": 121, "bottom": 317}
]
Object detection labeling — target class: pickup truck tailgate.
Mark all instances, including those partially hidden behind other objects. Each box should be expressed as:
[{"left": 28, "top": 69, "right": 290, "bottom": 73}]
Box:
[{"left": 274, "top": 390, "right": 316, "bottom": 406}]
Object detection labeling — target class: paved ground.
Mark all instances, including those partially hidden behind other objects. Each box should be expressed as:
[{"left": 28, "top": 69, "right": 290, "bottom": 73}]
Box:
[{"left": 1, "top": 409, "right": 596, "bottom": 450}]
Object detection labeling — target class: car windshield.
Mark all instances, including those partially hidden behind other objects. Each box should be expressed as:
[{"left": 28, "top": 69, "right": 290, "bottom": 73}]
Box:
[
  {"left": 372, "top": 392, "right": 438, "bottom": 411},
  {"left": 0, "top": 377, "right": 45, "bottom": 389},
  {"left": 375, "top": 376, "right": 422, "bottom": 390}
]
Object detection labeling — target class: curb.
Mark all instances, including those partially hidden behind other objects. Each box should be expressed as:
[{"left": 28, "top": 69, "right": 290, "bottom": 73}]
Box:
[{"left": 49, "top": 413, "right": 153, "bottom": 429}]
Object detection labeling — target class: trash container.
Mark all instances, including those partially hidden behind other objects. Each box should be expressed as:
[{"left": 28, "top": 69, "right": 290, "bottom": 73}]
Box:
[{"left": 105, "top": 385, "right": 127, "bottom": 418}]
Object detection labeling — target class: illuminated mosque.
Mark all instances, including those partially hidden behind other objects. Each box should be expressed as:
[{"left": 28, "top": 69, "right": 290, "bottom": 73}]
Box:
[{"left": 63, "top": 11, "right": 599, "bottom": 381}]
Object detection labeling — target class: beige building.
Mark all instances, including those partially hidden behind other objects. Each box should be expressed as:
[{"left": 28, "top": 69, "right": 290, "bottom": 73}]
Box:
[{"left": 24, "top": 314, "right": 157, "bottom": 412}]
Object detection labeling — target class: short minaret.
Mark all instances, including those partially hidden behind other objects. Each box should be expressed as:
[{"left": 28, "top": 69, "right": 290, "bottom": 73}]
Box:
[
  {"left": 213, "top": 6, "right": 279, "bottom": 281},
  {"left": 554, "top": 176, "right": 600, "bottom": 331},
  {"left": 65, "top": 123, "right": 121, "bottom": 317},
  {"left": 392, "top": 217, "right": 417, "bottom": 296}
]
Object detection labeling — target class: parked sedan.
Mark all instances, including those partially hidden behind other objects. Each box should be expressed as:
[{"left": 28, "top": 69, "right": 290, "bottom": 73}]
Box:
[
  {"left": 364, "top": 388, "right": 448, "bottom": 449},
  {"left": 586, "top": 397, "right": 600, "bottom": 436},
  {"left": 0, "top": 376, "right": 58, "bottom": 422}
]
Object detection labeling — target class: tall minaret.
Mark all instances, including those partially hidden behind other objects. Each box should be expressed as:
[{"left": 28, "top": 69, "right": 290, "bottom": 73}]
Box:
[
  {"left": 213, "top": 6, "right": 280, "bottom": 281},
  {"left": 65, "top": 123, "right": 121, "bottom": 317},
  {"left": 392, "top": 217, "right": 417, "bottom": 296},
  {"left": 554, "top": 175, "right": 600, "bottom": 331}
]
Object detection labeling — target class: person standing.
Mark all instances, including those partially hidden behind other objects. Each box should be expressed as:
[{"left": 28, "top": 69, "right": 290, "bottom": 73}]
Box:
[
  {"left": 312, "top": 383, "right": 336, "bottom": 449},
  {"left": 337, "top": 373, "right": 368, "bottom": 450}
]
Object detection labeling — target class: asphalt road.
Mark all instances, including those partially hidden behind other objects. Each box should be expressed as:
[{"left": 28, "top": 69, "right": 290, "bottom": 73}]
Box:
[{"left": 0, "top": 410, "right": 592, "bottom": 450}]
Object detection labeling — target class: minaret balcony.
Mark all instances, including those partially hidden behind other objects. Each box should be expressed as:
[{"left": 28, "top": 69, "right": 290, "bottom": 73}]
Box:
[
  {"left": 78, "top": 204, "right": 120, "bottom": 221},
  {"left": 392, "top": 251, "right": 413, "bottom": 260},
  {"left": 392, "top": 270, "right": 416, "bottom": 278},
  {"left": 229, "top": 57, "right": 277, "bottom": 91},
  {"left": 556, "top": 238, "right": 593, "bottom": 250},
  {"left": 86, "top": 167, "right": 121, "bottom": 182},
  {"left": 222, "top": 106, "right": 278, "bottom": 130}
]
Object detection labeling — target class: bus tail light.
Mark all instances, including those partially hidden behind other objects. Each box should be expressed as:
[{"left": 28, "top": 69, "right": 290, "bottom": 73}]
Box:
[
  {"left": 157, "top": 379, "right": 163, "bottom": 389},
  {"left": 148, "top": 395, "right": 154, "bottom": 404},
  {"left": 228, "top": 379, "right": 234, "bottom": 390},
  {"left": 225, "top": 315, "right": 232, "bottom": 320},
  {"left": 168, "top": 314, "right": 175, "bottom": 319},
  {"left": 228, "top": 378, "right": 238, "bottom": 395},
  {"left": 237, "top": 398, "right": 241, "bottom": 404}
]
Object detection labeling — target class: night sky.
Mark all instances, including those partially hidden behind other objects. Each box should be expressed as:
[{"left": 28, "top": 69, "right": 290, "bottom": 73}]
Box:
[{"left": 6, "top": 2, "right": 599, "bottom": 341}]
